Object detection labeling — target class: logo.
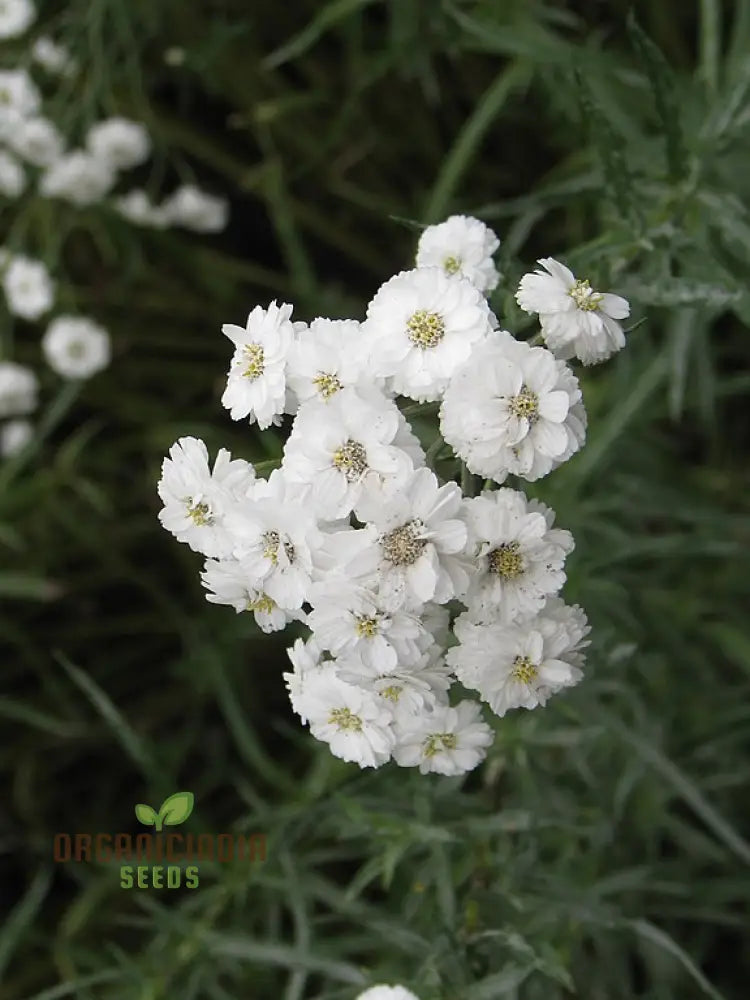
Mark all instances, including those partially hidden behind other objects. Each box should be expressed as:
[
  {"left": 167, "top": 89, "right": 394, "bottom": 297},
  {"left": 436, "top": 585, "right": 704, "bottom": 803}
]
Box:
[
  {"left": 53, "top": 790, "right": 266, "bottom": 890},
  {"left": 135, "top": 791, "right": 194, "bottom": 832}
]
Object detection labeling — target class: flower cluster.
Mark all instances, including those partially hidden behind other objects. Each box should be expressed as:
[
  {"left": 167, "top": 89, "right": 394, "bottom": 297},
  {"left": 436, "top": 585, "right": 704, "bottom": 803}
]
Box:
[
  {"left": 0, "top": 1, "right": 230, "bottom": 456},
  {"left": 158, "top": 213, "right": 631, "bottom": 775}
]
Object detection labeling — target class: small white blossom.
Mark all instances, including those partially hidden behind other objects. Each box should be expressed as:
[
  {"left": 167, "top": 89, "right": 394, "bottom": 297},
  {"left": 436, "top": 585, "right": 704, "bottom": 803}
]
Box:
[
  {"left": 337, "top": 646, "right": 453, "bottom": 719},
  {"left": 416, "top": 214, "right": 500, "bottom": 293},
  {"left": 9, "top": 116, "right": 64, "bottom": 167},
  {"left": 0, "top": 417, "right": 33, "bottom": 457},
  {"left": 448, "top": 600, "right": 589, "bottom": 717},
  {"left": 157, "top": 436, "right": 256, "bottom": 558},
  {"left": 440, "top": 330, "right": 585, "bottom": 483},
  {"left": 393, "top": 699, "right": 493, "bottom": 775},
  {"left": 0, "top": 0, "right": 35, "bottom": 39},
  {"left": 281, "top": 388, "right": 420, "bottom": 520},
  {"left": 516, "top": 257, "right": 630, "bottom": 365},
  {"left": 353, "top": 467, "right": 472, "bottom": 611},
  {"left": 364, "top": 267, "right": 495, "bottom": 402},
  {"left": 86, "top": 117, "right": 151, "bottom": 171},
  {"left": 41, "top": 316, "right": 111, "bottom": 379},
  {"left": 221, "top": 301, "right": 295, "bottom": 429},
  {"left": 0, "top": 70, "right": 40, "bottom": 137},
  {"left": 114, "top": 189, "right": 169, "bottom": 228},
  {"left": 40, "top": 150, "right": 115, "bottom": 206},
  {"left": 0, "top": 361, "right": 38, "bottom": 417},
  {"left": 2, "top": 255, "right": 54, "bottom": 320},
  {"left": 286, "top": 317, "right": 375, "bottom": 404},
  {"left": 307, "top": 579, "right": 429, "bottom": 671},
  {"left": 290, "top": 666, "right": 396, "bottom": 768},
  {"left": 355, "top": 987, "right": 422, "bottom": 1000},
  {"left": 462, "top": 489, "right": 573, "bottom": 622},
  {"left": 32, "top": 36, "right": 76, "bottom": 76},
  {"left": 0, "top": 150, "right": 25, "bottom": 197},
  {"left": 161, "top": 184, "right": 228, "bottom": 232},
  {"left": 200, "top": 557, "right": 300, "bottom": 632}
]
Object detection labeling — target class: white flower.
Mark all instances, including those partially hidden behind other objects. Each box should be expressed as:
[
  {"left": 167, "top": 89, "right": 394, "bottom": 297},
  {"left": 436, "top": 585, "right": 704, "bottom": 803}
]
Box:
[
  {"left": 200, "top": 557, "right": 299, "bottom": 632},
  {"left": 416, "top": 214, "right": 500, "bottom": 293},
  {"left": 223, "top": 471, "right": 323, "bottom": 611},
  {"left": 364, "top": 267, "right": 495, "bottom": 401},
  {"left": 462, "top": 489, "right": 573, "bottom": 622},
  {"left": 221, "top": 301, "right": 295, "bottom": 428},
  {"left": 86, "top": 117, "right": 150, "bottom": 171},
  {"left": 2, "top": 255, "right": 54, "bottom": 320},
  {"left": 337, "top": 645, "right": 452, "bottom": 719},
  {"left": 0, "top": 417, "right": 33, "bottom": 457},
  {"left": 114, "top": 189, "right": 169, "bottom": 228},
  {"left": 286, "top": 317, "right": 375, "bottom": 404},
  {"left": 157, "top": 436, "right": 256, "bottom": 558},
  {"left": 283, "top": 636, "right": 332, "bottom": 723},
  {"left": 356, "top": 985, "right": 422, "bottom": 1000},
  {"left": 0, "top": 150, "right": 25, "bottom": 197},
  {"left": 0, "top": 361, "right": 37, "bottom": 417},
  {"left": 161, "top": 184, "right": 227, "bottom": 232},
  {"left": 440, "top": 330, "right": 585, "bottom": 483},
  {"left": 290, "top": 666, "right": 396, "bottom": 768},
  {"left": 8, "top": 117, "right": 64, "bottom": 167},
  {"left": 448, "top": 600, "right": 589, "bottom": 717},
  {"left": 353, "top": 467, "right": 471, "bottom": 611},
  {"left": 516, "top": 257, "right": 630, "bottom": 365},
  {"left": 0, "top": 0, "right": 35, "bottom": 39},
  {"left": 32, "top": 36, "right": 76, "bottom": 76},
  {"left": 306, "top": 579, "right": 428, "bottom": 671},
  {"left": 281, "top": 388, "right": 420, "bottom": 520},
  {"left": 393, "top": 700, "right": 493, "bottom": 775},
  {"left": 40, "top": 151, "right": 115, "bottom": 206},
  {"left": 0, "top": 70, "right": 40, "bottom": 136},
  {"left": 41, "top": 316, "right": 111, "bottom": 379}
]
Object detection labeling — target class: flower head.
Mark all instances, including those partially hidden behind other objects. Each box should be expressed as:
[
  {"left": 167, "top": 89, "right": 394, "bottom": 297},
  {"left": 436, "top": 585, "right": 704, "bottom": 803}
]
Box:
[
  {"left": 40, "top": 150, "right": 115, "bottom": 206},
  {"left": 364, "top": 267, "right": 495, "bottom": 401},
  {"left": 516, "top": 257, "right": 630, "bottom": 365},
  {"left": 42, "top": 316, "right": 111, "bottom": 379},
  {"left": 161, "top": 184, "right": 228, "bottom": 233},
  {"left": 0, "top": 0, "right": 35, "bottom": 40},
  {"left": 416, "top": 214, "right": 500, "bottom": 293},
  {"left": 0, "top": 417, "right": 33, "bottom": 457},
  {"left": 393, "top": 699, "right": 494, "bottom": 775},
  {"left": 86, "top": 117, "right": 151, "bottom": 171},
  {"left": 0, "top": 361, "right": 38, "bottom": 418},
  {"left": 2, "top": 255, "right": 54, "bottom": 320}
]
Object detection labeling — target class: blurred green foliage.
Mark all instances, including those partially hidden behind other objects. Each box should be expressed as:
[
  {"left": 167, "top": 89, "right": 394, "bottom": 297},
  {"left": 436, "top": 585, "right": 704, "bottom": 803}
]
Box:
[{"left": 1, "top": 1, "right": 749, "bottom": 998}]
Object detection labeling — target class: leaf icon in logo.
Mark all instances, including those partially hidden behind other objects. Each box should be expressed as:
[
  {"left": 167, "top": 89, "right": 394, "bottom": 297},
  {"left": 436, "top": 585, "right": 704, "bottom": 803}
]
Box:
[
  {"left": 135, "top": 803, "right": 158, "bottom": 826},
  {"left": 157, "top": 791, "right": 194, "bottom": 829}
]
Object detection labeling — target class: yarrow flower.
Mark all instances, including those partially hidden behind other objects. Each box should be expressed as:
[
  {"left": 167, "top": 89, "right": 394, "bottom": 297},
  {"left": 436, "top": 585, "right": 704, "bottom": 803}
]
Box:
[
  {"left": 160, "top": 184, "right": 228, "bottom": 233},
  {"left": 364, "top": 267, "right": 495, "bottom": 401},
  {"left": 86, "top": 117, "right": 151, "bottom": 171},
  {"left": 355, "top": 986, "right": 422, "bottom": 1000},
  {"left": 221, "top": 301, "right": 296, "bottom": 428},
  {"left": 516, "top": 257, "right": 630, "bottom": 365},
  {"left": 159, "top": 212, "right": 632, "bottom": 774},
  {"left": 0, "top": 360, "right": 38, "bottom": 417},
  {"left": 41, "top": 316, "right": 111, "bottom": 379},
  {"left": 0, "top": 417, "right": 33, "bottom": 457},
  {"left": 1, "top": 254, "right": 54, "bottom": 320},
  {"left": 416, "top": 214, "right": 500, "bottom": 292},
  {"left": 440, "top": 330, "right": 585, "bottom": 482},
  {"left": 40, "top": 150, "right": 115, "bottom": 206},
  {"left": 0, "top": 0, "right": 35, "bottom": 40}
]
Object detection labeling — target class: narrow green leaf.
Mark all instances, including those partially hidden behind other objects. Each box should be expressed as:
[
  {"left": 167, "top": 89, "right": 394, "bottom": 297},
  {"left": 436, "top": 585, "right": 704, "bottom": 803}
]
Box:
[
  {"left": 698, "top": 0, "right": 721, "bottom": 93},
  {"left": 0, "top": 573, "right": 61, "bottom": 600},
  {"left": 263, "top": 0, "right": 379, "bottom": 69},
  {"left": 0, "top": 868, "right": 52, "bottom": 980},
  {"left": 630, "top": 919, "right": 727, "bottom": 1000}
]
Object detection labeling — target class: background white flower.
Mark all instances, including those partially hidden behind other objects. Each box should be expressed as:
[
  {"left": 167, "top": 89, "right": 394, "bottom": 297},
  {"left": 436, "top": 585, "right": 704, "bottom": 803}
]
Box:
[
  {"left": 0, "top": 0, "right": 35, "bottom": 40},
  {"left": 355, "top": 985, "right": 422, "bottom": 1000},
  {"left": 0, "top": 150, "right": 25, "bottom": 197},
  {"left": 161, "top": 184, "right": 228, "bottom": 232},
  {"left": 8, "top": 116, "right": 64, "bottom": 167},
  {"left": 2, "top": 255, "right": 54, "bottom": 320},
  {"left": 0, "top": 361, "right": 38, "bottom": 417},
  {"left": 40, "top": 150, "right": 116, "bottom": 206},
  {"left": 86, "top": 117, "right": 151, "bottom": 171},
  {"left": 42, "top": 316, "right": 111, "bottom": 379},
  {"left": 0, "top": 417, "right": 33, "bottom": 457}
]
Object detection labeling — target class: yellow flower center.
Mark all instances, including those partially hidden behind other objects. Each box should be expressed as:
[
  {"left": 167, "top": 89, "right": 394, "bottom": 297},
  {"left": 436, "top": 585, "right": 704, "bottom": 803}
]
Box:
[
  {"left": 380, "top": 684, "right": 403, "bottom": 702},
  {"left": 423, "top": 732, "right": 458, "bottom": 758},
  {"left": 406, "top": 309, "right": 445, "bottom": 348},
  {"left": 312, "top": 371, "right": 343, "bottom": 399},
  {"left": 487, "top": 541, "right": 524, "bottom": 579},
  {"left": 381, "top": 520, "right": 427, "bottom": 566},
  {"left": 512, "top": 654, "right": 538, "bottom": 684},
  {"left": 355, "top": 615, "right": 379, "bottom": 638},
  {"left": 186, "top": 499, "right": 212, "bottom": 526},
  {"left": 328, "top": 707, "right": 363, "bottom": 732},
  {"left": 246, "top": 593, "right": 276, "bottom": 614},
  {"left": 242, "top": 342, "right": 265, "bottom": 379},
  {"left": 262, "top": 530, "right": 295, "bottom": 565},
  {"left": 508, "top": 384, "right": 539, "bottom": 423},
  {"left": 443, "top": 256, "right": 461, "bottom": 276},
  {"left": 569, "top": 278, "right": 603, "bottom": 312},
  {"left": 332, "top": 439, "right": 368, "bottom": 482}
]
